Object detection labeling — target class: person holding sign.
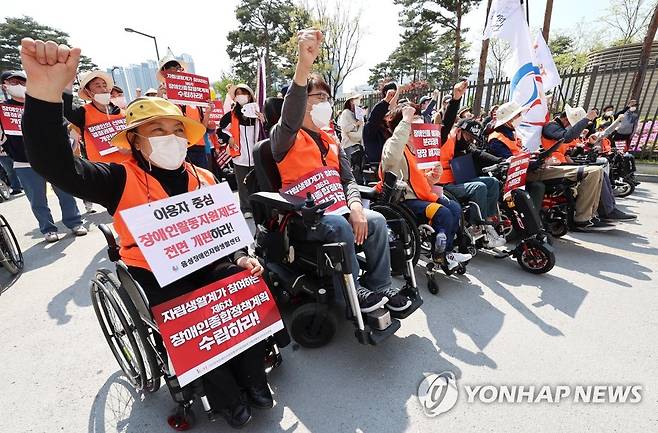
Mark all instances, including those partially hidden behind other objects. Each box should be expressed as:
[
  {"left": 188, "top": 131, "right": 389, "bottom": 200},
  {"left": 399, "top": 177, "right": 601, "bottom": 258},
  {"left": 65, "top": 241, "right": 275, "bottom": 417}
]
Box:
[
  {"left": 20, "top": 38, "right": 277, "bottom": 428},
  {"left": 0, "top": 71, "right": 24, "bottom": 195},
  {"left": 337, "top": 93, "right": 364, "bottom": 150},
  {"left": 269, "top": 29, "right": 412, "bottom": 313},
  {"left": 0, "top": 70, "right": 86, "bottom": 242},
  {"left": 378, "top": 103, "right": 471, "bottom": 270},
  {"left": 218, "top": 84, "right": 264, "bottom": 219},
  {"left": 63, "top": 70, "right": 129, "bottom": 164}
]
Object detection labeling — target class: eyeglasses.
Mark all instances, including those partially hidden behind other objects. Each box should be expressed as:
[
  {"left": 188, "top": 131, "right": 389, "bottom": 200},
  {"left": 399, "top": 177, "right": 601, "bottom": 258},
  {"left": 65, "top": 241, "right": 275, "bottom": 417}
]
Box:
[{"left": 308, "top": 92, "right": 334, "bottom": 104}]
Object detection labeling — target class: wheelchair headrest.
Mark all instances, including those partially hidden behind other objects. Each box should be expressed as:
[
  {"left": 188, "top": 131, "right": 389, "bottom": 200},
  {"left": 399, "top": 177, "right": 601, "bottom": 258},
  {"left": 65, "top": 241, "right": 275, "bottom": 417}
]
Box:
[{"left": 253, "top": 139, "right": 282, "bottom": 193}]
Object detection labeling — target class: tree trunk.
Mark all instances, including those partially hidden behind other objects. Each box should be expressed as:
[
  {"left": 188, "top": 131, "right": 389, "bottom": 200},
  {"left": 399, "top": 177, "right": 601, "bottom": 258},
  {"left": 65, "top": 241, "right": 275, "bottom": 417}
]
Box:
[
  {"left": 629, "top": 5, "right": 658, "bottom": 101},
  {"left": 472, "top": 0, "right": 493, "bottom": 117},
  {"left": 453, "top": 0, "right": 462, "bottom": 83},
  {"left": 542, "top": 0, "right": 554, "bottom": 42}
]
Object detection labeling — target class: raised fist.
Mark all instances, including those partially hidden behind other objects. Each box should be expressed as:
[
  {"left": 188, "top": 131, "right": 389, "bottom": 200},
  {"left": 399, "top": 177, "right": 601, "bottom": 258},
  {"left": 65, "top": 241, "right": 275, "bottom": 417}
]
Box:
[
  {"left": 297, "top": 29, "right": 323, "bottom": 69},
  {"left": 452, "top": 80, "right": 468, "bottom": 100},
  {"left": 20, "top": 38, "right": 80, "bottom": 102}
]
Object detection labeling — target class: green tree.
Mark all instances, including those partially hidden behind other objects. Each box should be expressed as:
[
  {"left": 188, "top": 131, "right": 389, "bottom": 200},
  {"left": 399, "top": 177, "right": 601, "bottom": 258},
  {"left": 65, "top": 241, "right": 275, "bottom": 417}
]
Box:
[
  {"left": 226, "top": 0, "right": 307, "bottom": 94},
  {"left": 549, "top": 33, "right": 588, "bottom": 70},
  {"left": 0, "top": 16, "right": 96, "bottom": 72},
  {"left": 212, "top": 72, "right": 238, "bottom": 100}
]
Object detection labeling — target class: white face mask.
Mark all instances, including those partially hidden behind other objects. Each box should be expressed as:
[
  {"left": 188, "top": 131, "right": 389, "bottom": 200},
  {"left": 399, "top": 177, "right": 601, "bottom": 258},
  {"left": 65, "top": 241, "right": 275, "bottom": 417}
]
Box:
[
  {"left": 6, "top": 84, "right": 26, "bottom": 99},
  {"left": 605, "top": 110, "right": 613, "bottom": 116},
  {"left": 146, "top": 134, "right": 189, "bottom": 170},
  {"left": 93, "top": 92, "right": 111, "bottom": 105},
  {"left": 234, "top": 94, "right": 250, "bottom": 106},
  {"left": 110, "top": 96, "right": 127, "bottom": 109},
  {"left": 310, "top": 101, "right": 333, "bottom": 129},
  {"left": 629, "top": 106, "right": 637, "bottom": 112}
]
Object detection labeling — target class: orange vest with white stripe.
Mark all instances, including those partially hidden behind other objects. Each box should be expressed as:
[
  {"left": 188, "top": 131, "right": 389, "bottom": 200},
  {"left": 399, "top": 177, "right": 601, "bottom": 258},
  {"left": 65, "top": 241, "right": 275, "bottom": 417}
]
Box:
[
  {"left": 488, "top": 131, "right": 522, "bottom": 155},
  {"left": 229, "top": 112, "right": 241, "bottom": 157},
  {"left": 113, "top": 159, "right": 216, "bottom": 271},
  {"left": 276, "top": 128, "right": 341, "bottom": 188},
  {"left": 82, "top": 104, "right": 129, "bottom": 164},
  {"left": 182, "top": 105, "right": 205, "bottom": 146},
  {"left": 376, "top": 146, "right": 438, "bottom": 202},
  {"left": 540, "top": 135, "right": 577, "bottom": 164}
]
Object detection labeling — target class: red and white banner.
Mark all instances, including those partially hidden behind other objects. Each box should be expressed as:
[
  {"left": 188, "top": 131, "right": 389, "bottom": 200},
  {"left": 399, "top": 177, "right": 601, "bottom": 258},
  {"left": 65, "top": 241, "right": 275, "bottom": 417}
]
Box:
[
  {"left": 151, "top": 270, "right": 284, "bottom": 387},
  {"left": 207, "top": 100, "right": 225, "bottom": 124},
  {"left": 86, "top": 117, "right": 127, "bottom": 155},
  {"left": 411, "top": 124, "right": 441, "bottom": 169},
  {"left": 165, "top": 71, "right": 211, "bottom": 107},
  {"left": 120, "top": 182, "right": 253, "bottom": 286},
  {"left": 280, "top": 166, "right": 349, "bottom": 215},
  {"left": 0, "top": 103, "right": 24, "bottom": 136},
  {"left": 503, "top": 152, "right": 531, "bottom": 198}
]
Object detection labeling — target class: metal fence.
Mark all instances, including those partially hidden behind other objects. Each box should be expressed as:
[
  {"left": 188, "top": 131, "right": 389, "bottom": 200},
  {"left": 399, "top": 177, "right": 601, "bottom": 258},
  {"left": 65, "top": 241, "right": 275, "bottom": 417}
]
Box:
[{"left": 336, "top": 60, "right": 658, "bottom": 157}]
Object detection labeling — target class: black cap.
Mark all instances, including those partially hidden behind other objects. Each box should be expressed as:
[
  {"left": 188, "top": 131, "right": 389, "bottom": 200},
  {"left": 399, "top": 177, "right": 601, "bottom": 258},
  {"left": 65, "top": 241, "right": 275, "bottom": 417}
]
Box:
[
  {"left": 457, "top": 118, "right": 482, "bottom": 137},
  {"left": 1, "top": 70, "right": 26, "bottom": 83}
]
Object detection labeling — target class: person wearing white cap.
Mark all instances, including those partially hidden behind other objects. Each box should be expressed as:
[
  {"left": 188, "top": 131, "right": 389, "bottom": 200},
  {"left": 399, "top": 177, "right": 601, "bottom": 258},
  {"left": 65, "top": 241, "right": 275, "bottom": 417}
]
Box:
[{"left": 63, "top": 69, "right": 129, "bottom": 164}]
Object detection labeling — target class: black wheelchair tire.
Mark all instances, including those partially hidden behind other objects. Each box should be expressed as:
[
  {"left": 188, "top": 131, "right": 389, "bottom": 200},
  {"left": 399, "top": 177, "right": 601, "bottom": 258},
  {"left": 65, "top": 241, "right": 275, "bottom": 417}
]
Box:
[
  {"left": 290, "top": 303, "right": 337, "bottom": 348},
  {"left": 0, "top": 215, "right": 23, "bottom": 275},
  {"left": 517, "top": 241, "right": 556, "bottom": 274},
  {"left": 370, "top": 203, "right": 422, "bottom": 267},
  {"left": 0, "top": 180, "right": 10, "bottom": 202}
]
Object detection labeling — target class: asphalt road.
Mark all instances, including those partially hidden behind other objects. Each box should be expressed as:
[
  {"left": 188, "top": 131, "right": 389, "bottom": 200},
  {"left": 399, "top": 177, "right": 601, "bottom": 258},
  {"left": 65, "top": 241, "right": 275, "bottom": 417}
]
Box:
[{"left": 1, "top": 183, "right": 656, "bottom": 433}]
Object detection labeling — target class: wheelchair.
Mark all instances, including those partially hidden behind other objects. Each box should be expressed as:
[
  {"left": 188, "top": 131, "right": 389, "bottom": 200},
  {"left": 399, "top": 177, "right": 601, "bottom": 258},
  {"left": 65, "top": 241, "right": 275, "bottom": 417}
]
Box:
[
  {"left": 361, "top": 171, "right": 469, "bottom": 295},
  {"left": 0, "top": 214, "right": 23, "bottom": 276},
  {"left": 90, "top": 224, "right": 285, "bottom": 431},
  {"left": 249, "top": 139, "right": 423, "bottom": 348}
]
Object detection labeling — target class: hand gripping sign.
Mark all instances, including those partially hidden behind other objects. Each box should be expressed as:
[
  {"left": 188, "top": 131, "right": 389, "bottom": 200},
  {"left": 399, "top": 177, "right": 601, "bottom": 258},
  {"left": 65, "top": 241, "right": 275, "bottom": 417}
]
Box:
[
  {"left": 120, "top": 182, "right": 253, "bottom": 286},
  {"left": 207, "top": 100, "right": 225, "bottom": 123},
  {"left": 86, "top": 117, "right": 127, "bottom": 155},
  {"left": 151, "top": 270, "right": 284, "bottom": 387},
  {"left": 0, "top": 103, "right": 24, "bottom": 136},
  {"left": 165, "top": 71, "right": 211, "bottom": 107},
  {"left": 280, "top": 166, "right": 350, "bottom": 215},
  {"left": 503, "top": 152, "right": 531, "bottom": 198},
  {"left": 411, "top": 124, "right": 441, "bottom": 169}
]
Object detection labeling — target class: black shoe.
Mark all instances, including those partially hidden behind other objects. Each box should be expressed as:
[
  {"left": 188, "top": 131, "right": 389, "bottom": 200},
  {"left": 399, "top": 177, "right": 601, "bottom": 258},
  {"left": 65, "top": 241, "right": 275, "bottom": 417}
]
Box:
[
  {"left": 573, "top": 219, "right": 616, "bottom": 232},
  {"left": 602, "top": 208, "right": 637, "bottom": 221},
  {"left": 218, "top": 402, "right": 252, "bottom": 429},
  {"left": 246, "top": 385, "right": 274, "bottom": 409},
  {"left": 356, "top": 288, "right": 388, "bottom": 313},
  {"left": 381, "top": 288, "right": 412, "bottom": 312}
]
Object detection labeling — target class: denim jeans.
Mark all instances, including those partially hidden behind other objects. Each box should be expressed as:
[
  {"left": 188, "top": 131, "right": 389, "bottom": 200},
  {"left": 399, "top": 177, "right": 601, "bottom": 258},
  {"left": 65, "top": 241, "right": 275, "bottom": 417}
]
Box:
[
  {"left": 15, "top": 167, "right": 83, "bottom": 234},
  {"left": 444, "top": 176, "right": 499, "bottom": 219},
  {"left": 405, "top": 196, "right": 461, "bottom": 250},
  {"left": 0, "top": 155, "right": 22, "bottom": 191},
  {"left": 303, "top": 208, "right": 391, "bottom": 294}
]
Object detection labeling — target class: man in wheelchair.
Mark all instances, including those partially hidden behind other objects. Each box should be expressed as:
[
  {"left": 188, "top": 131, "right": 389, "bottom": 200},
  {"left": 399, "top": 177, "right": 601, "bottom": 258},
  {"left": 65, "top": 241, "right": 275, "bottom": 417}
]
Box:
[
  {"left": 267, "top": 29, "right": 411, "bottom": 313},
  {"left": 20, "top": 38, "right": 275, "bottom": 428},
  {"left": 378, "top": 103, "right": 471, "bottom": 270}
]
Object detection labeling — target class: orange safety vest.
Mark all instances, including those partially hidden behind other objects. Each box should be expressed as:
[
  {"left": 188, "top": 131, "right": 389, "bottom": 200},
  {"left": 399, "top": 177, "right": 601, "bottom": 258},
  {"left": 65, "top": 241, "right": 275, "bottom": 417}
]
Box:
[
  {"left": 113, "top": 158, "right": 216, "bottom": 271},
  {"left": 229, "top": 112, "right": 241, "bottom": 157},
  {"left": 438, "top": 131, "right": 457, "bottom": 184},
  {"left": 276, "top": 128, "right": 341, "bottom": 188},
  {"left": 182, "top": 105, "right": 205, "bottom": 146},
  {"left": 540, "top": 135, "right": 577, "bottom": 164},
  {"left": 600, "top": 137, "right": 612, "bottom": 153},
  {"left": 376, "top": 146, "right": 438, "bottom": 202},
  {"left": 488, "top": 131, "right": 522, "bottom": 155},
  {"left": 82, "top": 104, "right": 129, "bottom": 164}
]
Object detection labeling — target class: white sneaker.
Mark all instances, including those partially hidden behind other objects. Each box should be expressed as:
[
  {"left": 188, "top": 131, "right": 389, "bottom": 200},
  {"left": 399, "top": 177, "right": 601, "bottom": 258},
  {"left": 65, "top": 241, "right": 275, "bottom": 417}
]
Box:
[
  {"left": 445, "top": 256, "right": 460, "bottom": 271},
  {"left": 71, "top": 225, "right": 88, "bottom": 236},
  {"left": 446, "top": 252, "right": 472, "bottom": 263},
  {"left": 484, "top": 226, "right": 506, "bottom": 248},
  {"left": 244, "top": 212, "right": 253, "bottom": 219},
  {"left": 44, "top": 232, "right": 59, "bottom": 243}
]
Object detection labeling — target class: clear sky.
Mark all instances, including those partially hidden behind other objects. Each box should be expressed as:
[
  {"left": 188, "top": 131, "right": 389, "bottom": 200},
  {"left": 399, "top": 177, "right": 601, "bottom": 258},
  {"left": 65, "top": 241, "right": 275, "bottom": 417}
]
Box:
[{"left": 2, "top": 0, "right": 610, "bottom": 91}]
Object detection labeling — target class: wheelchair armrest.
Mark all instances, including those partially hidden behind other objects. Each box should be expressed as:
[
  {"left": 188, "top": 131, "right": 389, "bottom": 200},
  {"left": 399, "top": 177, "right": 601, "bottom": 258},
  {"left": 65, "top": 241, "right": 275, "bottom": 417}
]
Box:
[
  {"left": 358, "top": 185, "right": 379, "bottom": 200},
  {"left": 250, "top": 192, "right": 304, "bottom": 212}
]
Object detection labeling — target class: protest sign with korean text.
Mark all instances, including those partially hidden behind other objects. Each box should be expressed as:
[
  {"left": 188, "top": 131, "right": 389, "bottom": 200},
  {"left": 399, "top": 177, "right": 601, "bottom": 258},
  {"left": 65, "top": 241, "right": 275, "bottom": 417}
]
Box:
[
  {"left": 151, "top": 270, "right": 284, "bottom": 387},
  {"left": 0, "top": 103, "right": 24, "bottom": 136},
  {"left": 165, "top": 71, "right": 211, "bottom": 107},
  {"left": 280, "top": 166, "right": 349, "bottom": 215},
  {"left": 120, "top": 182, "right": 253, "bottom": 286},
  {"left": 411, "top": 123, "right": 441, "bottom": 169},
  {"left": 86, "top": 116, "right": 127, "bottom": 155},
  {"left": 503, "top": 152, "right": 531, "bottom": 198},
  {"left": 207, "top": 100, "right": 225, "bottom": 123}
]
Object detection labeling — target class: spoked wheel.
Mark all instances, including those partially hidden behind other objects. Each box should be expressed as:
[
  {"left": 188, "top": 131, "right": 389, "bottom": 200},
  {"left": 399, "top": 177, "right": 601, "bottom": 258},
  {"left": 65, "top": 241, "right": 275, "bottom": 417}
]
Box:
[
  {"left": 90, "top": 269, "right": 160, "bottom": 392},
  {"left": 517, "top": 241, "right": 555, "bottom": 274},
  {"left": 371, "top": 204, "right": 422, "bottom": 266},
  {"left": 613, "top": 179, "right": 635, "bottom": 198},
  {"left": 290, "top": 302, "right": 337, "bottom": 348},
  {"left": 0, "top": 215, "right": 23, "bottom": 275},
  {"left": 546, "top": 220, "right": 568, "bottom": 238},
  {"left": 0, "top": 180, "right": 11, "bottom": 202}
]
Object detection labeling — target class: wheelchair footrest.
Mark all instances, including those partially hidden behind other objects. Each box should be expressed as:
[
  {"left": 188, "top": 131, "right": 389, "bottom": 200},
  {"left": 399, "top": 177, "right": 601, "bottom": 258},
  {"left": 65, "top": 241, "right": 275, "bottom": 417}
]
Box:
[
  {"left": 364, "top": 318, "right": 401, "bottom": 345},
  {"left": 389, "top": 296, "right": 423, "bottom": 320}
]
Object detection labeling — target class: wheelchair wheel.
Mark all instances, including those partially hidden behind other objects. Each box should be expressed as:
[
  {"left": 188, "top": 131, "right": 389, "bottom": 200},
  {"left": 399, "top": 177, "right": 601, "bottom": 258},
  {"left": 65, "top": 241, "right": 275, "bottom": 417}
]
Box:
[
  {"left": 517, "top": 240, "right": 555, "bottom": 274},
  {"left": 0, "top": 180, "right": 10, "bottom": 202},
  {"left": 0, "top": 215, "right": 23, "bottom": 275},
  {"left": 613, "top": 179, "right": 634, "bottom": 198},
  {"left": 290, "top": 303, "right": 337, "bottom": 348},
  {"left": 370, "top": 203, "right": 421, "bottom": 266},
  {"left": 90, "top": 269, "right": 160, "bottom": 393}
]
